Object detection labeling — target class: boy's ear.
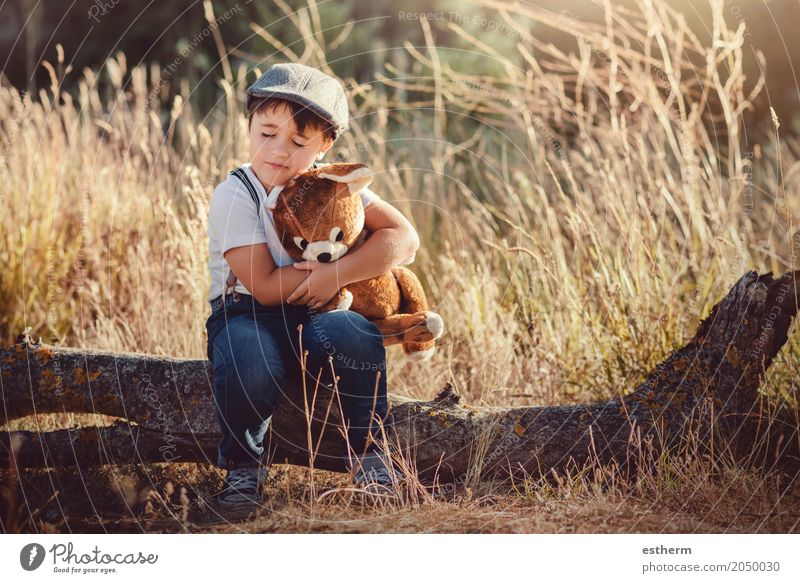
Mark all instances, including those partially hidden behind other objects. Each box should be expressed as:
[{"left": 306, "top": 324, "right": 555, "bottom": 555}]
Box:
[{"left": 318, "top": 163, "right": 374, "bottom": 195}]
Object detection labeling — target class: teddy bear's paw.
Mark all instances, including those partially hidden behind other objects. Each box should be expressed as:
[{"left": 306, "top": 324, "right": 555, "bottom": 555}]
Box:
[
  {"left": 335, "top": 290, "right": 353, "bottom": 311},
  {"left": 424, "top": 312, "right": 445, "bottom": 340},
  {"left": 404, "top": 312, "right": 445, "bottom": 344}
]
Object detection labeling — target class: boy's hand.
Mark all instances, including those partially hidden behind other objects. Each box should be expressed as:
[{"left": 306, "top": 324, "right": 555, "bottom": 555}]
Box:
[{"left": 287, "top": 261, "right": 343, "bottom": 309}]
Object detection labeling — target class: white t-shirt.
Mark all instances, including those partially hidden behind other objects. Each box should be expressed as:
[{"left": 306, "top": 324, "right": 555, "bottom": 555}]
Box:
[{"left": 206, "top": 163, "right": 412, "bottom": 301}]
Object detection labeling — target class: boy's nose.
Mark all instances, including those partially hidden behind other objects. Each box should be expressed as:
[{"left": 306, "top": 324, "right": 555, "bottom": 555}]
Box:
[
  {"left": 317, "top": 252, "right": 332, "bottom": 263},
  {"left": 269, "top": 142, "right": 291, "bottom": 157}
]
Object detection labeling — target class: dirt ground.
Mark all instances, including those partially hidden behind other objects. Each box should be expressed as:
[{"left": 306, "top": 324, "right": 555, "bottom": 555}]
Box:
[{"left": 3, "top": 462, "right": 798, "bottom": 534}]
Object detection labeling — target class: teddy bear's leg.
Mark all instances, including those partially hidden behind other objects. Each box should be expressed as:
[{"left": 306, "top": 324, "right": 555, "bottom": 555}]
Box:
[
  {"left": 371, "top": 313, "right": 428, "bottom": 346},
  {"left": 390, "top": 267, "right": 445, "bottom": 356},
  {"left": 402, "top": 312, "right": 444, "bottom": 343},
  {"left": 371, "top": 312, "right": 444, "bottom": 358}
]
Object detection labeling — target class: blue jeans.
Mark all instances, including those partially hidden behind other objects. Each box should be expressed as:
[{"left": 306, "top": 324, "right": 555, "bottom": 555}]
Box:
[{"left": 205, "top": 292, "right": 391, "bottom": 470}]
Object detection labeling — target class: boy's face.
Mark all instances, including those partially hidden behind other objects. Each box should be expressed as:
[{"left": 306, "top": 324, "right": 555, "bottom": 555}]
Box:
[{"left": 248, "top": 101, "right": 334, "bottom": 189}]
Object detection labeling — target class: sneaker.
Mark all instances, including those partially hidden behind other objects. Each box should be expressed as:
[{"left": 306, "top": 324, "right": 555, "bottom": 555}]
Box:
[
  {"left": 213, "top": 463, "right": 268, "bottom": 514},
  {"left": 352, "top": 452, "right": 399, "bottom": 497}
]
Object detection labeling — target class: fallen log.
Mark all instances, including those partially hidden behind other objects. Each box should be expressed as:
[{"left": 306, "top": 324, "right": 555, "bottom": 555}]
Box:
[{"left": 1, "top": 270, "right": 798, "bottom": 482}]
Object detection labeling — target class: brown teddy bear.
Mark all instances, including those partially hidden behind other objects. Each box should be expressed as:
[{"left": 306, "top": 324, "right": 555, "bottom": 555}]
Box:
[{"left": 269, "top": 162, "right": 444, "bottom": 360}]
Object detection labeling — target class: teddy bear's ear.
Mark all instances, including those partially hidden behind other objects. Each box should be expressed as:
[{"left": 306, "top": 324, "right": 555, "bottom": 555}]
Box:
[{"left": 318, "top": 163, "right": 374, "bottom": 196}]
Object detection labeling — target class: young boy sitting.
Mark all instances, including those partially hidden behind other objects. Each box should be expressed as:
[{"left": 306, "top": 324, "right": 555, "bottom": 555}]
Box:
[{"left": 205, "top": 63, "right": 419, "bottom": 513}]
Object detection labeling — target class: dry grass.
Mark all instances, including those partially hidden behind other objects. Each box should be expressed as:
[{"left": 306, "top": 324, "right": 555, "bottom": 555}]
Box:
[
  {"left": 2, "top": 0, "right": 799, "bottom": 532},
  {"left": 3, "top": 454, "right": 799, "bottom": 533}
]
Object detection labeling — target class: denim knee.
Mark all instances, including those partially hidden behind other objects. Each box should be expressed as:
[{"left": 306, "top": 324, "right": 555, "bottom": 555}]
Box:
[
  {"left": 302, "top": 310, "right": 386, "bottom": 376},
  {"left": 211, "top": 347, "right": 282, "bottom": 421}
]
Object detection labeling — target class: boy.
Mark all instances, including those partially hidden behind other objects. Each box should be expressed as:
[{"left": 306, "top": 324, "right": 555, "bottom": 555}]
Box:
[{"left": 205, "top": 63, "right": 419, "bottom": 514}]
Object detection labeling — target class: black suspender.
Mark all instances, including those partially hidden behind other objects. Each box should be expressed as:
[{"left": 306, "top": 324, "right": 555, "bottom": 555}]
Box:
[
  {"left": 230, "top": 167, "right": 261, "bottom": 210},
  {"left": 222, "top": 167, "right": 262, "bottom": 301}
]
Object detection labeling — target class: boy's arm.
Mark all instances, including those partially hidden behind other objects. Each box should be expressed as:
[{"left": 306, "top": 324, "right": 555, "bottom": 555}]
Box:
[
  {"left": 337, "top": 197, "right": 420, "bottom": 283},
  {"left": 209, "top": 178, "right": 307, "bottom": 307},
  {"left": 224, "top": 243, "right": 309, "bottom": 307},
  {"left": 286, "top": 199, "right": 420, "bottom": 307}
]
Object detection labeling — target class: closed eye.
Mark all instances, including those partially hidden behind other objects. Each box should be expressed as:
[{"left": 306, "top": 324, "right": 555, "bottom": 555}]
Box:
[
  {"left": 261, "top": 133, "right": 307, "bottom": 148},
  {"left": 329, "top": 227, "right": 344, "bottom": 242}
]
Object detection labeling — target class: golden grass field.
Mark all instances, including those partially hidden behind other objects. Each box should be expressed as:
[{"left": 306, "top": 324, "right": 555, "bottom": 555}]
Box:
[{"left": 1, "top": 0, "right": 799, "bottom": 532}]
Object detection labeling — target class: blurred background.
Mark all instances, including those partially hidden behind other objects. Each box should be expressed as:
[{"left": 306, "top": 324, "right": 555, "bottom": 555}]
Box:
[{"left": 3, "top": 0, "right": 799, "bottom": 132}]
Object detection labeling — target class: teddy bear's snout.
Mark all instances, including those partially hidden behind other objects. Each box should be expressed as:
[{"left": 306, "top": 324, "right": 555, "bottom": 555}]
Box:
[{"left": 302, "top": 239, "right": 348, "bottom": 263}]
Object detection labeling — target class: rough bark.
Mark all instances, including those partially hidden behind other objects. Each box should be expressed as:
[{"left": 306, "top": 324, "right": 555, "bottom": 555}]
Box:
[{"left": 2, "top": 270, "right": 798, "bottom": 483}]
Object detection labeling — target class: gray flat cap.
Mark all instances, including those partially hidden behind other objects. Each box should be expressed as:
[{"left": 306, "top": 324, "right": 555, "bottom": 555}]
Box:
[{"left": 246, "top": 63, "right": 349, "bottom": 139}]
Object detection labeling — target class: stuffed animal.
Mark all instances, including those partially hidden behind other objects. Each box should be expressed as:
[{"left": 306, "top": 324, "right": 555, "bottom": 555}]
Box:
[{"left": 268, "top": 162, "right": 444, "bottom": 360}]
